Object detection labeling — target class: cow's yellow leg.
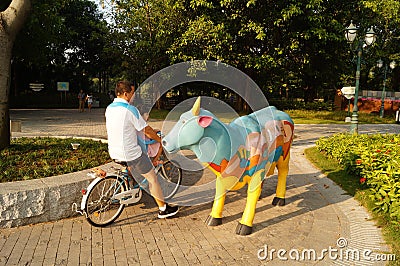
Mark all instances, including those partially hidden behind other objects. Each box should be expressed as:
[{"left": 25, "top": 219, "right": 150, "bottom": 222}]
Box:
[
  {"left": 273, "top": 152, "right": 290, "bottom": 206},
  {"left": 206, "top": 176, "right": 228, "bottom": 226},
  {"left": 276, "top": 152, "right": 290, "bottom": 198},
  {"left": 240, "top": 186, "right": 262, "bottom": 226},
  {"left": 240, "top": 171, "right": 263, "bottom": 226},
  {"left": 210, "top": 175, "right": 239, "bottom": 218},
  {"left": 210, "top": 191, "right": 226, "bottom": 219}
]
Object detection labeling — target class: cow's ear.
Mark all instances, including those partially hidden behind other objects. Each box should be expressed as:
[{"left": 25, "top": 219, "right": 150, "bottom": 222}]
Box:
[{"left": 198, "top": 116, "right": 213, "bottom": 128}]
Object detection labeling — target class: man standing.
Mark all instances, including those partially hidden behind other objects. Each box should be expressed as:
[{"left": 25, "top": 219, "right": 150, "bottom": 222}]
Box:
[
  {"left": 105, "top": 80, "right": 179, "bottom": 218},
  {"left": 78, "top": 90, "right": 86, "bottom": 112}
]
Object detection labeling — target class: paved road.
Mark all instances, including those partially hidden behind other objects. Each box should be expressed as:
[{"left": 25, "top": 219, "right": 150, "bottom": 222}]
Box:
[{"left": 0, "top": 108, "right": 398, "bottom": 265}]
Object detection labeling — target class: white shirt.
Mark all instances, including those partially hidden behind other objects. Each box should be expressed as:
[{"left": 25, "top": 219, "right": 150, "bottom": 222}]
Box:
[{"left": 105, "top": 98, "right": 147, "bottom": 161}]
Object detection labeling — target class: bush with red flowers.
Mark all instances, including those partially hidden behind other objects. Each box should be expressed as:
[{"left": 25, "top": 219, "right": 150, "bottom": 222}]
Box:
[{"left": 316, "top": 133, "right": 400, "bottom": 219}]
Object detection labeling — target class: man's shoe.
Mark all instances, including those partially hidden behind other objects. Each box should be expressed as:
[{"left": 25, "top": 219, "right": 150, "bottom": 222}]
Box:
[{"left": 158, "top": 204, "right": 179, "bottom": 218}]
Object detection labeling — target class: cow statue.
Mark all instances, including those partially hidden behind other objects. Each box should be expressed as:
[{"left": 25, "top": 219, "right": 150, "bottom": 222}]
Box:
[{"left": 162, "top": 97, "right": 294, "bottom": 235}]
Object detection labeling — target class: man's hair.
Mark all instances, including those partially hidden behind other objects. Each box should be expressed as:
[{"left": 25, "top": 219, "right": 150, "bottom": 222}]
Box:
[{"left": 115, "top": 80, "right": 134, "bottom": 96}]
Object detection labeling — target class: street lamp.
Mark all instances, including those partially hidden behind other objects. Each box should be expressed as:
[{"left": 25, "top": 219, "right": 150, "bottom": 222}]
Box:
[
  {"left": 345, "top": 21, "right": 376, "bottom": 134},
  {"left": 376, "top": 59, "right": 396, "bottom": 118}
]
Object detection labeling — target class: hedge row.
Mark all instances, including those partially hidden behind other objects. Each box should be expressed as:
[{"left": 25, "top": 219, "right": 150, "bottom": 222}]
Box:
[{"left": 268, "top": 99, "right": 334, "bottom": 111}]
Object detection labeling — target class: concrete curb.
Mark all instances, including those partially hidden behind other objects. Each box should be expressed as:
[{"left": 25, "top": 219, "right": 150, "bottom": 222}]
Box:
[{"left": 0, "top": 167, "right": 92, "bottom": 228}]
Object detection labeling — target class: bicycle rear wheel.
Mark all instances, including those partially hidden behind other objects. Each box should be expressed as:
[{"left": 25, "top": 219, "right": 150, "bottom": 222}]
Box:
[
  {"left": 158, "top": 160, "right": 182, "bottom": 200},
  {"left": 85, "top": 176, "right": 126, "bottom": 227}
]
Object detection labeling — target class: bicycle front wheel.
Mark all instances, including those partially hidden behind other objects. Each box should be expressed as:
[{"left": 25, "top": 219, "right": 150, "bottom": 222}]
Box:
[
  {"left": 159, "top": 160, "right": 182, "bottom": 200},
  {"left": 85, "top": 176, "right": 126, "bottom": 227}
]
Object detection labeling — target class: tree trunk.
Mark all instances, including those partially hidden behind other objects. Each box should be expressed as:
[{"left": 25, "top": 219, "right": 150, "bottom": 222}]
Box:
[
  {"left": 0, "top": 34, "right": 12, "bottom": 148},
  {"left": 0, "top": 0, "right": 31, "bottom": 149}
]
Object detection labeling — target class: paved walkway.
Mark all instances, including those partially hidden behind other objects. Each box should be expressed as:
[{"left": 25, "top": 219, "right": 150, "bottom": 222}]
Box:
[{"left": 1, "top": 108, "right": 399, "bottom": 265}]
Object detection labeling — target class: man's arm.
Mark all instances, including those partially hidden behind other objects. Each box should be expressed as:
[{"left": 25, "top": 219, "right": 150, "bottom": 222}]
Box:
[
  {"left": 143, "top": 125, "right": 163, "bottom": 165},
  {"left": 143, "top": 125, "right": 161, "bottom": 143}
]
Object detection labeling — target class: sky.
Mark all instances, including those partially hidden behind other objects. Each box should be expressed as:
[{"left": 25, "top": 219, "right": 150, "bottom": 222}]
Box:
[{"left": 90, "top": 0, "right": 114, "bottom": 24}]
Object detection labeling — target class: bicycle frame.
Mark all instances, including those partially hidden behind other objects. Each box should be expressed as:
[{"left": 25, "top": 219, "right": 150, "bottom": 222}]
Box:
[{"left": 72, "top": 167, "right": 142, "bottom": 218}]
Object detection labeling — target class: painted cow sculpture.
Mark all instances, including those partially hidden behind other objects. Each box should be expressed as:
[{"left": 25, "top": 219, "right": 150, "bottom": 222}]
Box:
[{"left": 162, "top": 97, "right": 294, "bottom": 235}]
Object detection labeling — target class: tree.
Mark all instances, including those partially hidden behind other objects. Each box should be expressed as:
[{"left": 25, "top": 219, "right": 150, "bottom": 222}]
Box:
[
  {"left": 12, "top": 0, "right": 109, "bottom": 96},
  {"left": 111, "top": 0, "right": 187, "bottom": 82},
  {"left": 165, "top": 0, "right": 399, "bottom": 103},
  {"left": 0, "top": 0, "right": 31, "bottom": 149},
  {"left": 362, "top": 0, "right": 400, "bottom": 92},
  {"left": 166, "top": 1, "right": 344, "bottom": 101}
]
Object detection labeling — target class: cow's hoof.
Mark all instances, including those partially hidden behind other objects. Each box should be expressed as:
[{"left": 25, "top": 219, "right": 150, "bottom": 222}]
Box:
[
  {"left": 272, "top": 197, "right": 285, "bottom": 206},
  {"left": 205, "top": 215, "right": 222, "bottom": 226},
  {"left": 236, "top": 223, "right": 252, "bottom": 235}
]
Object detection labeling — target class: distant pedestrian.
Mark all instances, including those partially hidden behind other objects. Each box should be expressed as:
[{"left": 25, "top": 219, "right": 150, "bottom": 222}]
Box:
[
  {"left": 108, "top": 91, "right": 115, "bottom": 102},
  {"left": 78, "top": 90, "right": 86, "bottom": 112},
  {"left": 86, "top": 93, "right": 93, "bottom": 112}
]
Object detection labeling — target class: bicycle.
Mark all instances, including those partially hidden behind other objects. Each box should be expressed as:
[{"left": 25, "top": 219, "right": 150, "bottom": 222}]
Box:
[{"left": 72, "top": 150, "right": 182, "bottom": 227}]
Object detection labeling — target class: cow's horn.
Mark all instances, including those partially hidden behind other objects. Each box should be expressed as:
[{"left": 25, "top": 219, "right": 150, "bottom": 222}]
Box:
[{"left": 192, "top": 96, "right": 201, "bottom": 116}]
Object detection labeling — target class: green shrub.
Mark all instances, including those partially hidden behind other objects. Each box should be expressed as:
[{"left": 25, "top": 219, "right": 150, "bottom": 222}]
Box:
[{"left": 316, "top": 133, "right": 400, "bottom": 220}]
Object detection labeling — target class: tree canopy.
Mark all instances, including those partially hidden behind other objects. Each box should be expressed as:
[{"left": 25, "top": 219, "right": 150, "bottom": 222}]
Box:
[{"left": 105, "top": 0, "right": 399, "bottom": 102}]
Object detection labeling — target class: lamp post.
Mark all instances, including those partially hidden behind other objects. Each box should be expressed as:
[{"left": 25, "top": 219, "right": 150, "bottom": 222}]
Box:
[
  {"left": 376, "top": 59, "right": 396, "bottom": 118},
  {"left": 345, "top": 21, "right": 376, "bottom": 134}
]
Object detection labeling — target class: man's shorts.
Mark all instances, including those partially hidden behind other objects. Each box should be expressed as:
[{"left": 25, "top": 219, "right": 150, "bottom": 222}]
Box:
[{"left": 128, "top": 152, "right": 153, "bottom": 175}]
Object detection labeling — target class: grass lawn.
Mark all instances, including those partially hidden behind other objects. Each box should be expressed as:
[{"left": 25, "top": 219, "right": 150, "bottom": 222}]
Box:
[
  {"left": 0, "top": 137, "right": 111, "bottom": 183},
  {"left": 305, "top": 147, "right": 400, "bottom": 265}
]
